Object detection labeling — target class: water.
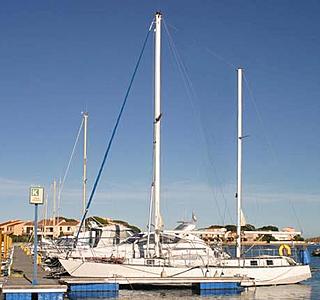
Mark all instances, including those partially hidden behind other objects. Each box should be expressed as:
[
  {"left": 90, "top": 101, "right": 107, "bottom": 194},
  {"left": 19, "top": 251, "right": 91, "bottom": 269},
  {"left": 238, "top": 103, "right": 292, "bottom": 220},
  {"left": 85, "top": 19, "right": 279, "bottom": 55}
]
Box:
[{"left": 70, "top": 245, "right": 320, "bottom": 300}]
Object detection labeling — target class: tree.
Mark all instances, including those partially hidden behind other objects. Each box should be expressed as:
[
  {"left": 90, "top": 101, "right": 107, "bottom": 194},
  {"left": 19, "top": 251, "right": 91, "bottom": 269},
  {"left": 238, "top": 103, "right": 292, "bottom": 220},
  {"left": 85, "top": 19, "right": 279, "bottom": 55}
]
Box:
[
  {"left": 11, "top": 235, "right": 30, "bottom": 243},
  {"left": 261, "top": 234, "right": 277, "bottom": 243},
  {"left": 85, "top": 216, "right": 141, "bottom": 233},
  {"left": 90, "top": 216, "right": 110, "bottom": 225},
  {"left": 112, "top": 219, "right": 141, "bottom": 233},
  {"left": 208, "top": 225, "right": 224, "bottom": 229},
  {"left": 294, "top": 235, "right": 304, "bottom": 241},
  {"left": 257, "top": 225, "right": 279, "bottom": 232},
  {"left": 242, "top": 224, "right": 255, "bottom": 231},
  {"left": 225, "top": 225, "right": 237, "bottom": 232},
  {"left": 61, "top": 217, "right": 78, "bottom": 222}
]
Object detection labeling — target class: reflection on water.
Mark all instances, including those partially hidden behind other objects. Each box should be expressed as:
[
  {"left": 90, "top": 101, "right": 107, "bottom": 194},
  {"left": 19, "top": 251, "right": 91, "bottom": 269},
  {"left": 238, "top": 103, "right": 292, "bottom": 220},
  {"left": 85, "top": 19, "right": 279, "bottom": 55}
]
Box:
[
  {"left": 68, "top": 284, "right": 312, "bottom": 300},
  {"left": 117, "top": 284, "right": 312, "bottom": 300},
  {"left": 68, "top": 291, "right": 119, "bottom": 299},
  {"left": 244, "top": 284, "right": 312, "bottom": 300},
  {"left": 117, "top": 289, "right": 238, "bottom": 299}
]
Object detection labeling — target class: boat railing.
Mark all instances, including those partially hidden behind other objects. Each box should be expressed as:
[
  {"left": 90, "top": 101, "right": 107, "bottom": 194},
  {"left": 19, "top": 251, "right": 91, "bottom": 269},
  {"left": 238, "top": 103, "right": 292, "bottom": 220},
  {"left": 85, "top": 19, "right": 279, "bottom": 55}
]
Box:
[
  {"left": 223, "top": 245, "right": 305, "bottom": 264},
  {"left": 241, "top": 245, "right": 304, "bottom": 263}
]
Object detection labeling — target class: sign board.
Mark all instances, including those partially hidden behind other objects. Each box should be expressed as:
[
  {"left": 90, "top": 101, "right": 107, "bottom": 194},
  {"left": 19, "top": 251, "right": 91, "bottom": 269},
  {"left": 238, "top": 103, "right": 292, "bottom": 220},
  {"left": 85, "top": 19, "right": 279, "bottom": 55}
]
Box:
[{"left": 29, "top": 187, "right": 44, "bottom": 205}]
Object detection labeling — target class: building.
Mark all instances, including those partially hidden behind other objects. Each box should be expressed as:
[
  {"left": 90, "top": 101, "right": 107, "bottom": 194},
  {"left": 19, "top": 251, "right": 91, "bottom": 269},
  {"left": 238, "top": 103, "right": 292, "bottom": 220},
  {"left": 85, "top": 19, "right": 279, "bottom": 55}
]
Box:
[
  {"left": 241, "top": 227, "right": 300, "bottom": 242},
  {"left": 23, "top": 221, "right": 35, "bottom": 235},
  {"left": 58, "top": 220, "right": 80, "bottom": 237},
  {"left": 0, "top": 220, "right": 25, "bottom": 235},
  {"left": 242, "top": 231, "right": 259, "bottom": 242},
  {"left": 272, "top": 227, "right": 299, "bottom": 241},
  {"left": 38, "top": 218, "right": 65, "bottom": 238},
  {"left": 22, "top": 217, "right": 80, "bottom": 238},
  {"left": 200, "top": 227, "right": 227, "bottom": 242}
]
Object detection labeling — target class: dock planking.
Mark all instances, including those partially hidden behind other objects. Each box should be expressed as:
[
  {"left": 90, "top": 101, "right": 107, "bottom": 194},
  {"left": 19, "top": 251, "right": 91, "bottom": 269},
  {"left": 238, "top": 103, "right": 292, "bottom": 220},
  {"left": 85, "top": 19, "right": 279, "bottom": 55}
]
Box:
[
  {"left": 5, "top": 246, "right": 58, "bottom": 286},
  {"left": 2, "top": 246, "right": 67, "bottom": 300}
]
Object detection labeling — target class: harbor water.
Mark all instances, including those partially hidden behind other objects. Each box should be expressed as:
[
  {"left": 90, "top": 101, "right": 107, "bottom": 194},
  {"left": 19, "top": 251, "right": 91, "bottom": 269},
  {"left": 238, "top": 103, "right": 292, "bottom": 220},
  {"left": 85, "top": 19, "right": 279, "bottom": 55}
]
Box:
[{"left": 73, "top": 245, "right": 320, "bottom": 300}]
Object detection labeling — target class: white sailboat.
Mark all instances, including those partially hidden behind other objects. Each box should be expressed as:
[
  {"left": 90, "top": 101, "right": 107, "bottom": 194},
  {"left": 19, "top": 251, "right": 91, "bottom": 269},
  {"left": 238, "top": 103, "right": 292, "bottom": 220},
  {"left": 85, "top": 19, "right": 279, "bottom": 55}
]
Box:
[{"left": 59, "top": 12, "right": 311, "bottom": 286}]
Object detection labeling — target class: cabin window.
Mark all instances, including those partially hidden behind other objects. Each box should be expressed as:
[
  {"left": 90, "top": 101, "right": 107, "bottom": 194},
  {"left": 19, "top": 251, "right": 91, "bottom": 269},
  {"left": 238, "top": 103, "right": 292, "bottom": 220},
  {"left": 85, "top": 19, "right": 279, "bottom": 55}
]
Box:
[
  {"left": 161, "top": 234, "right": 181, "bottom": 244},
  {"left": 146, "top": 259, "right": 155, "bottom": 266},
  {"left": 250, "top": 260, "right": 258, "bottom": 266},
  {"left": 267, "top": 260, "right": 274, "bottom": 266}
]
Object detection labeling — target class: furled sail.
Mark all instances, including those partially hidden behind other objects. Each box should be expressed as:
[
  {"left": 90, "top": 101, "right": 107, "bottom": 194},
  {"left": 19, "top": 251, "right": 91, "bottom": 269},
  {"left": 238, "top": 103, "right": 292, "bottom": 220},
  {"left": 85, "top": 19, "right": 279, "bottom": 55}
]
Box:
[{"left": 240, "top": 209, "right": 247, "bottom": 226}]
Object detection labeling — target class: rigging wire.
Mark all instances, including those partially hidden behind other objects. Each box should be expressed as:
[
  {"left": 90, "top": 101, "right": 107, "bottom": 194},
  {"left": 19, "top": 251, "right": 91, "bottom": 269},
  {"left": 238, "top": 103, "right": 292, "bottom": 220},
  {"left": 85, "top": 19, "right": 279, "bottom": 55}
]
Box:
[
  {"left": 163, "top": 19, "right": 233, "bottom": 225},
  {"left": 164, "top": 20, "right": 305, "bottom": 233},
  {"left": 243, "top": 74, "right": 304, "bottom": 232},
  {"left": 243, "top": 74, "right": 280, "bottom": 227},
  {"left": 206, "top": 42, "right": 276, "bottom": 228},
  {"left": 57, "top": 118, "right": 83, "bottom": 215},
  {"left": 163, "top": 20, "right": 225, "bottom": 224},
  {"left": 58, "top": 117, "right": 84, "bottom": 206},
  {"left": 73, "top": 19, "right": 154, "bottom": 247},
  {"left": 289, "top": 199, "right": 304, "bottom": 234},
  {"left": 205, "top": 47, "right": 236, "bottom": 70},
  {"left": 243, "top": 73, "right": 278, "bottom": 165},
  {"left": 165, "top": 22, "right": 239, "bottom": 225}
]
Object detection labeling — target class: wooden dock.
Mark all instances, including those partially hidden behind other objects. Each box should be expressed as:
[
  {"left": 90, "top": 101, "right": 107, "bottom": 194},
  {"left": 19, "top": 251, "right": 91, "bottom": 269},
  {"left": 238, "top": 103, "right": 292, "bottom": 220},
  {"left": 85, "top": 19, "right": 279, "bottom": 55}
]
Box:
[
  {"left": 5, "top": 246, "right": 60, "bottom": 286},
  {"left": 2, "top": 246, "right": 67, "bottom": 300}
]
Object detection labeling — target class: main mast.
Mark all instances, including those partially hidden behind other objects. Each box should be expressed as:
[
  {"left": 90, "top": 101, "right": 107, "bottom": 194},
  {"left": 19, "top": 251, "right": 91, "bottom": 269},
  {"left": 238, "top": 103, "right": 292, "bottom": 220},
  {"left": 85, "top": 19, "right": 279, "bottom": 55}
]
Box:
[
  {"left": 153, "top": 12, "right": 162, "bottom": 257},
  {"left": 236, "top": 68, "right": 243, "bottom": 258},
  {"left": 82, "top": 112, "right": 88, "bottom": 215}
]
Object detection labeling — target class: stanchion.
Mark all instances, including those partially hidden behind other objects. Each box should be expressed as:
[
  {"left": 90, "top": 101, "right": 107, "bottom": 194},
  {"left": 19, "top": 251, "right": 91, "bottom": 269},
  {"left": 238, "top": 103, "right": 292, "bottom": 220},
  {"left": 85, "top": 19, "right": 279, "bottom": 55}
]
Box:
[{"left": 3, "top": 233, "right": 7, "bottom": 260}]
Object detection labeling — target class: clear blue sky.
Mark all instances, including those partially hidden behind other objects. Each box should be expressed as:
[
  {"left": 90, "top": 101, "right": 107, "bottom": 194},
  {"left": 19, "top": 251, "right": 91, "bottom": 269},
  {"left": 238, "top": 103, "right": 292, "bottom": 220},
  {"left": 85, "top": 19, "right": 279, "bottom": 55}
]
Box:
[{"left": 0, "top": 1, "right": 319, "bottom": 236}]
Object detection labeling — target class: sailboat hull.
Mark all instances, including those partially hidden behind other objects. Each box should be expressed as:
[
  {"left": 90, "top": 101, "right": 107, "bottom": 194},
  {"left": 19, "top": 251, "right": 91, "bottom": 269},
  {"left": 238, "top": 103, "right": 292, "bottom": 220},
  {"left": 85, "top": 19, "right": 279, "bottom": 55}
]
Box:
[{"left": 59, "top": 259, "right": 311, "bottom": 286}]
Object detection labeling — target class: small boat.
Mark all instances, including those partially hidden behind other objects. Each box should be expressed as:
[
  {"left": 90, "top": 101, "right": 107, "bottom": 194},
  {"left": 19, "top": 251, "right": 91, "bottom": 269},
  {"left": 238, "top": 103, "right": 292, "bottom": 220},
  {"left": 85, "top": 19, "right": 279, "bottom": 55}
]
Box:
[{"left": 312, "top": 248, "right": 320, "bottom": 256}]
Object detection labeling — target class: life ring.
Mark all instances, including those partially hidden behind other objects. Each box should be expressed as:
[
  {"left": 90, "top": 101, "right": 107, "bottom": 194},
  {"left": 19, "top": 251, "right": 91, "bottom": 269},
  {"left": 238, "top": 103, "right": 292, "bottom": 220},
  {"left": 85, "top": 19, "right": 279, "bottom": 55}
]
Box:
[{"left": 279, "top": 244, "right": 291, "bottom": 256}]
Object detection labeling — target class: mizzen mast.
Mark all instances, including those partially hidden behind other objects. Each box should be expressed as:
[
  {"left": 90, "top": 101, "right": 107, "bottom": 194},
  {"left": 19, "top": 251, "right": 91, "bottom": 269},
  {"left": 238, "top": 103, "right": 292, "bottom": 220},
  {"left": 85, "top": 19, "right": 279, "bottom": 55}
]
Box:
[
  {"left": 82, "top": 112, "right": 88, "bottom": 215},
  {"left": 236, "top": 68, "right": 243, "bottom": 258}
]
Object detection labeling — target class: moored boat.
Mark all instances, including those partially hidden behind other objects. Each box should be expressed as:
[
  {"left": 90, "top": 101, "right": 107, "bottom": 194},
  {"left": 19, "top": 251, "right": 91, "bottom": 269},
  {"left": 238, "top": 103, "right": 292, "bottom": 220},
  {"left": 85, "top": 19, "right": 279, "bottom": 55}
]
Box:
[{"left": 59, "top": 12, "right": 311, "bottom": 286}]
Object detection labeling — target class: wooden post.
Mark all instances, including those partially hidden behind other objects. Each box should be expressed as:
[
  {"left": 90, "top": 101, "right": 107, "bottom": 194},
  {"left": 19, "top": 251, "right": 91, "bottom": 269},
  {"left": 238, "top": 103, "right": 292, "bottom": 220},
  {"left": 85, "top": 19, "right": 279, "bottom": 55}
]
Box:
[
  {"left": 3, "top": 233, "right": 7, "bottom": 260},
  {"left": 0, "top": 229, "right": 2, "bottom": 268},
  {"left": 8, "top": 236, "right": 12, "bottom": 251}
]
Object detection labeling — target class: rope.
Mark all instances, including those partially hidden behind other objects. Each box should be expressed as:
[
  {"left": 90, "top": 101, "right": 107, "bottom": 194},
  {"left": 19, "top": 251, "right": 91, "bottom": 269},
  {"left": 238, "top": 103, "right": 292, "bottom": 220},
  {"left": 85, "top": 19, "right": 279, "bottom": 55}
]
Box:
[{"left": 73, "top": 19, "right": 154, "bottom": 248}]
